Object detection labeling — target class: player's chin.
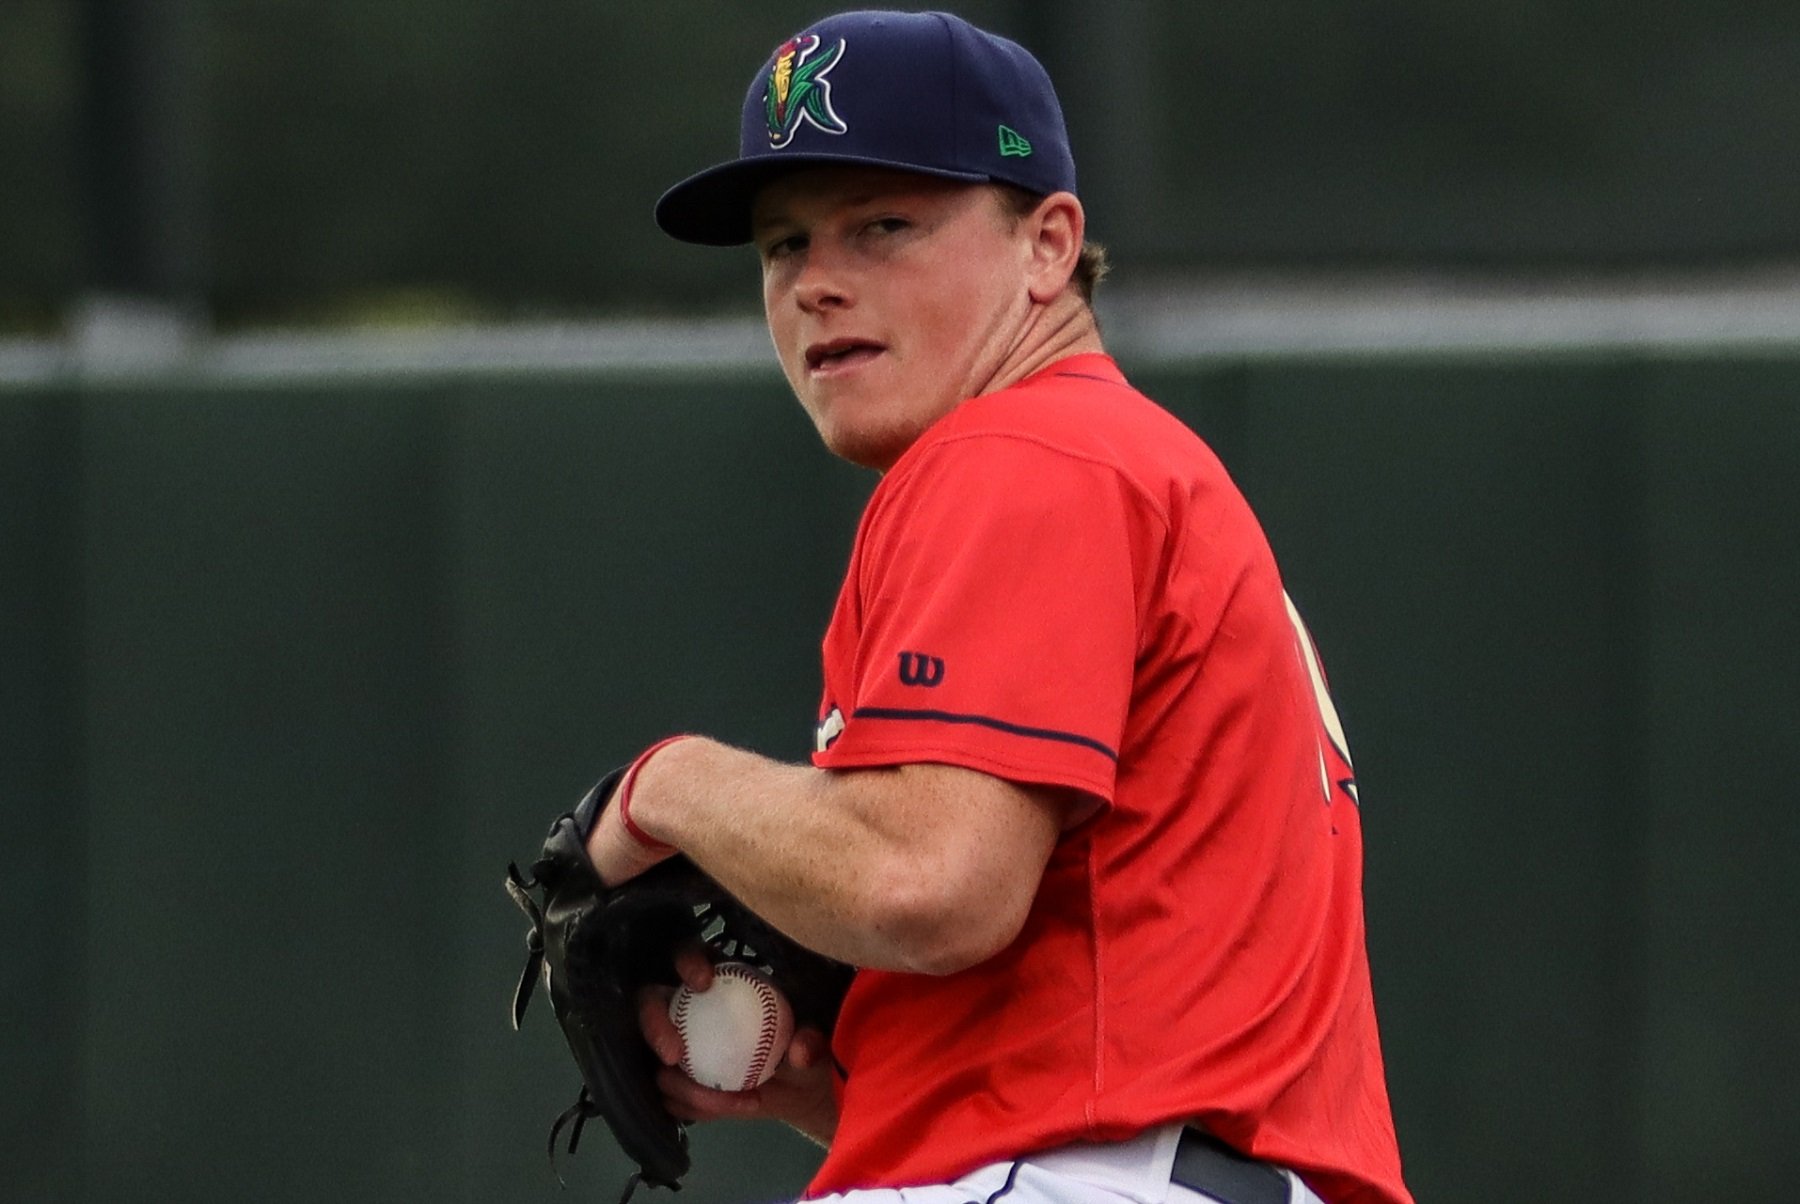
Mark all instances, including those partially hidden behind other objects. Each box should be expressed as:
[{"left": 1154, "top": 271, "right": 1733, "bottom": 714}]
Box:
[{"left": 814, "top": 413, "right": 918, "bottom": 472}]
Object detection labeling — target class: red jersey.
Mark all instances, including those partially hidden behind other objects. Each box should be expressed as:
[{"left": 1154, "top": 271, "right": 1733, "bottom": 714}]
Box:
[{"left": 805, "top": 354, "right": 1410, "bottom": 1204}]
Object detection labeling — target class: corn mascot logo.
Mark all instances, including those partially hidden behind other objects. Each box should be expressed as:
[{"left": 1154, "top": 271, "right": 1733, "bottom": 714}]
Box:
[{"left": 765, "top": 34, "right": 848, "bottom": 148}]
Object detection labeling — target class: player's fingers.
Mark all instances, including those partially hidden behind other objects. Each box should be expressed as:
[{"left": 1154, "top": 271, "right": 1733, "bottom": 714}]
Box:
[
  {"left": 785, "top": 1026, "right": 829, "bottom": 1069},
  {"left": 640, "top": 945, "right": 724, "bottom": 1069},
  {"left": 746, "top": 1049, "right": 835, "bottom": 1132},
  {"left": 659, "top": 1078, "right": 711, "bottom": 1124},
  {"left": 637, "top": 984, "right": 683, "bottom": 1066},
  {"left": 673, "top": 943, "right": 714, "bottom": 991},
  {"left": 657, "top": 1065, "right": 760, "bottom": 1121}
]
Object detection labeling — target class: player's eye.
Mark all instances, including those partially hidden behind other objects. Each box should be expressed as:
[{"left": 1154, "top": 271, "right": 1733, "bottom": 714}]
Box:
[
  {"left": 759, "top": 231, "right": 807, "bottom": 260},
  {"left": 866, "top": 217, "right": 909, "bottom": 236}
]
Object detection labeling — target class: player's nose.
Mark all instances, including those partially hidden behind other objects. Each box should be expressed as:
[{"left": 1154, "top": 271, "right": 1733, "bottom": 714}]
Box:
[{"left": 792, "top": 242, "right": 853, "bottom": 314}]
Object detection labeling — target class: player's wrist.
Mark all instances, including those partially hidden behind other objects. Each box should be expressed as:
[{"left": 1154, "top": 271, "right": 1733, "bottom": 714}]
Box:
[{"left": 618, "top": 734, "right": 699, "bottom": 851}]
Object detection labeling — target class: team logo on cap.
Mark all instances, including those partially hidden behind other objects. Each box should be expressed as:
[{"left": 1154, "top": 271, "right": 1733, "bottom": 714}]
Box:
[{"left": 765, "top": 34, "right": 847, "bottom": 148}]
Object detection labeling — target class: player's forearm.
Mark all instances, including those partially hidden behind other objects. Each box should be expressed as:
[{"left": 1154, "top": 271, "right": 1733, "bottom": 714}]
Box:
[
  {"left": 612, "top": 737, "right": 1038, "bottom": 974},
  {"left": 627, "top": 737, "right": 966, "bottom": 971}
]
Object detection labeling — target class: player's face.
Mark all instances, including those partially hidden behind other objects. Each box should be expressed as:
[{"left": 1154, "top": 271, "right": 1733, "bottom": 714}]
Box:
[{"left": 752, "top": 167, "right": 1039, "bottom": 470}]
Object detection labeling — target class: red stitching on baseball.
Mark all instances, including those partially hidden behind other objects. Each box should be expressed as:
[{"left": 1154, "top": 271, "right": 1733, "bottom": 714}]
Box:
[
  {"left": 671, "top": 988, "right": 696, "bottom": 1079},
  {"left": 673, "top": 964, "right": 788, "bottom": 1090},
  {"left": 720, "top": 964, "right": 782, "bottom": 1089}
]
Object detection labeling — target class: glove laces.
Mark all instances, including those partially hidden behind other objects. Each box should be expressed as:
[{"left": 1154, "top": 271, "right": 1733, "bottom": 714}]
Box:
[{"left": 546, "top": 1087, "right": 665, "bottom": 1204}]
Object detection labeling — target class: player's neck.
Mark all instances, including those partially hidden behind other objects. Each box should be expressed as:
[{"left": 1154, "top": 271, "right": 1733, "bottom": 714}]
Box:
[{"left": 981, "top": 294, "right": 1106, "bottom": 399}]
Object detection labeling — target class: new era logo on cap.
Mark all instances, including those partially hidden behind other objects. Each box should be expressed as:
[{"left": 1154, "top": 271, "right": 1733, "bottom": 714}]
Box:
[{"left": 654, "top": 10, "right": 1078, "bottom": 246}]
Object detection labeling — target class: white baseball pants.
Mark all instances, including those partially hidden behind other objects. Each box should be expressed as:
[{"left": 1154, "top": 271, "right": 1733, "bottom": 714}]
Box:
[{"left": 799, "top": 1124, "right": 1328, "bottom": 1204}]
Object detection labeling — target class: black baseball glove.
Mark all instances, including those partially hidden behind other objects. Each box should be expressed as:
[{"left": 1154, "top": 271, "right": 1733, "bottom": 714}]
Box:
[{"left": 505, "top": 766, "right": 856, "bottom": 1200}]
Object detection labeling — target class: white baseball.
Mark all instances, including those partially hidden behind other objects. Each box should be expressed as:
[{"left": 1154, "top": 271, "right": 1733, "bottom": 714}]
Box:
[{"left": 669, "top": 962, "right": 794, "bottom": 1091}]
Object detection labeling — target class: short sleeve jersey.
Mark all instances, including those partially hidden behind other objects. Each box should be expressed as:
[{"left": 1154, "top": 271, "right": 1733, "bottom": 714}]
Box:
[{"left": 805, "top": 355, "right": 1411, "bottom": 1204}]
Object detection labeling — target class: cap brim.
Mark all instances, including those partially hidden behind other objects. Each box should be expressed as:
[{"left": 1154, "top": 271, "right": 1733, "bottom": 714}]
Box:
[{"left": 654, "top": 154, "right": 992, "bottom": 247}]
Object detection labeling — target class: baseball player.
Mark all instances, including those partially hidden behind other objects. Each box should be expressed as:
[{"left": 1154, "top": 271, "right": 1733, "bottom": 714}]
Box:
[{"left": 582, "top": 11, "right": 1412, "bottom": 1203}]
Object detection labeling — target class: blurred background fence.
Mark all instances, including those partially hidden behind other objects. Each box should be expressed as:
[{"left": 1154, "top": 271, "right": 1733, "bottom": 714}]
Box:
[
  {"left": 4, "top": 2, "right": 1800, "bottom": 1203},
  {"left": 5, "top": 0, "right": 1800, "bottom": 330}
]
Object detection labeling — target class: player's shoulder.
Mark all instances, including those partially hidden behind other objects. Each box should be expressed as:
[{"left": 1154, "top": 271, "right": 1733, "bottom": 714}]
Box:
[{"left": 906, "top": 353, "right": 1221, "bottom": 494}]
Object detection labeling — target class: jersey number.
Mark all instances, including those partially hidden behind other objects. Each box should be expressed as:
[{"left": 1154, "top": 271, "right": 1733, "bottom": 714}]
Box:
[{"left": 1283, "top": 592, "right": 1359, "bottom": 807}]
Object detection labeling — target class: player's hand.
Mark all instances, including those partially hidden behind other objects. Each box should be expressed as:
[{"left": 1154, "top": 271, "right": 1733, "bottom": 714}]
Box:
[
  {"left": 637, "top": 942, "right": 714, "bottom": 1066},
  {"left": 637, "top": 945, "right": 839, "bottom": 1145},
  {"left": 657, "top": 1027, "right": 838, "bottom": 1144}
]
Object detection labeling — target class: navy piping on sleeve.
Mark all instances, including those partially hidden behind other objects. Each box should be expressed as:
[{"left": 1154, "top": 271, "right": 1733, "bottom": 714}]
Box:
[{"left": 851, "top": 706, "right": 1119, "bottom": 761}]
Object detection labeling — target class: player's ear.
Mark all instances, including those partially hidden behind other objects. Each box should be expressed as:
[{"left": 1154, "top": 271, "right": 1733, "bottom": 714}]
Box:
[{"left": 1023, "top": 192, "right": 1085, "bottom": 305}]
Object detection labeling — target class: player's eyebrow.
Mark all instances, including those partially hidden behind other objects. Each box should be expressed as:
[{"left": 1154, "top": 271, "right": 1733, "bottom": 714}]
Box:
[
  {"left": 749, "top": 206, "right": 801, "bottom": 242},
  {"left": 753, "top": 185, "right": 920, "bottom": 236}
]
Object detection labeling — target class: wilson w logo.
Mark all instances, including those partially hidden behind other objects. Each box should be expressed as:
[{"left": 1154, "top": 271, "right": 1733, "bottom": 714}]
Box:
[{"left": 897, "top": 651, "right": 945, "bottom": 688}]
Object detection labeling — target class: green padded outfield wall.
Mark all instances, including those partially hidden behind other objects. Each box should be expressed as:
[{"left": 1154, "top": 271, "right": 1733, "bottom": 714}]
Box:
[{"left": 3, "top": 356, "right": 1796, "bottom": 1202}]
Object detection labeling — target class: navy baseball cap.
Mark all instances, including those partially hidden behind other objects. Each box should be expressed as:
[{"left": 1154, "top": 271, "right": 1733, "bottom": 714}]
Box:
[{"left": 654, "top": 10, "right": 1077, "bottom": 246}]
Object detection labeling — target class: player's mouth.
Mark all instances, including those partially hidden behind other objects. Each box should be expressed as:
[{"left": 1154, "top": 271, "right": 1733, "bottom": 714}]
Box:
[{"left": 805, "top": 338, "right": 886, "bottom": 376}]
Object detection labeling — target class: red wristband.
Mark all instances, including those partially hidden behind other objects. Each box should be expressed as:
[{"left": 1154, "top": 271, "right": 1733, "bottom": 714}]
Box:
[{"left": 616, "top": 734, "right": 693, "bottom": 852}]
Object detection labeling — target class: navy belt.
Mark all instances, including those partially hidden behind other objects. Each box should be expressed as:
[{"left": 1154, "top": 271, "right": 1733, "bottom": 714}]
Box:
[{"left": 1171, "top": 1128, "right": 1289, "bottom": 1204}]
